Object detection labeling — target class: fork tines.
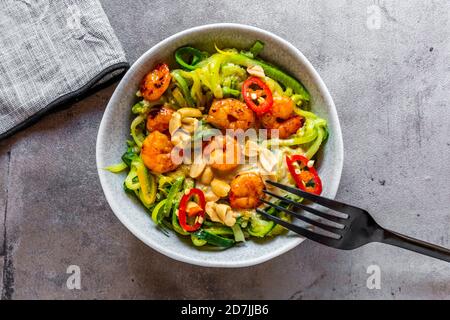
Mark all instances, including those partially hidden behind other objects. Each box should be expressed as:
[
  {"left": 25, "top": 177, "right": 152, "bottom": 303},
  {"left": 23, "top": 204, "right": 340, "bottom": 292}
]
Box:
[
  {"left": 257, "top": 180, "right": 357, "bottom": 243},
  {"left": 265, "top": 180, "right": 364, "bottom": 216},
  {"left": 256, "top": 208, "right": 341, "bottom": 244},
  {"left": 260, "top": 182, "right": 450, "bottom": 262},
  {"left": 259, "top": 198, "right": 344, "bottom": 234}
]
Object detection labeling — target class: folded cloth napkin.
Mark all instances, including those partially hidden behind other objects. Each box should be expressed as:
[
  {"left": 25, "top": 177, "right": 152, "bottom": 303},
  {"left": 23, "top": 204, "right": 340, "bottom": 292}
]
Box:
[{"left": 0, "top": 0, "right": 129, "bottom": 139}]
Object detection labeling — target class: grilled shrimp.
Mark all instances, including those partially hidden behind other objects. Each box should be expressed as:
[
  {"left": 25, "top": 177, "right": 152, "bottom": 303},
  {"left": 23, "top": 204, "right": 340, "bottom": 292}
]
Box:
[
  {"left": 140, "top": 63, "right": 171, "bottom": 101},
  {"left": 229, "top": 172, "right": 265, "bottom": 209},
  {"left": 260, "top": 96, "right": 304, "bottom": 139},
  {"left": 207, "top": 98, "right": 255, "bottom": 130},
  {"left": 141, "top": 131, "right": 180, "bottom": 174},
  {"left": 146, "top": 105, "right": 175, "bottom": 133},
  {"left": 204, "top": 135, "right": 242, "bottom": 172}
]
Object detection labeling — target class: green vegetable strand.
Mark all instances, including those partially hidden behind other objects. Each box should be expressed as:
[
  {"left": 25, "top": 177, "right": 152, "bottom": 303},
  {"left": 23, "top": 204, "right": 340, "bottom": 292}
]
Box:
[
  {"left": 163, "top": 176, "right": 185, "bottom": 218},
  {"left": 130, "top": 114, "right": 146, "bottom": 147},
  {"left": 249, "top": 40, "right": 265, "bottom": 57},
  {"left": 227, "top": 53, "right": 310, "bottom": 101},
  {"left": 104, "top": 162, "right": 128, "bottom": 173},
  {"left": 193, "top": 229, "right": 235, "bottom": 248},
  {"left": 231, "top": 224, "right": 245, "bottom": 242},
  {"left": 222, "top": 86, "right": 241, "bottom": 97},
  {"left": 171, "top": 71, "right": 195, "bottom": 106},
  {"left": 175, "top": 47, "right": 207, "bottom": 70},
  {"left": 151, "top": 199, "right": 167, "bottom": 224}
]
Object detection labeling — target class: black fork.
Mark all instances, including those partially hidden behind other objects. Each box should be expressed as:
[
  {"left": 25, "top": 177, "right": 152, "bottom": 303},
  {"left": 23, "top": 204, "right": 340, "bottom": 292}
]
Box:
[{"left": 257, "top": 180, "right": 450, "bottom": 263}]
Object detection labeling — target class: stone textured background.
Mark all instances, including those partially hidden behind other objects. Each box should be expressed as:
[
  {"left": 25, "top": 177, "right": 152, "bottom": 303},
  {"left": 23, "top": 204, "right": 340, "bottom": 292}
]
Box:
[{"left": 1, "top": 0, "right": 449, "bottom": 299}]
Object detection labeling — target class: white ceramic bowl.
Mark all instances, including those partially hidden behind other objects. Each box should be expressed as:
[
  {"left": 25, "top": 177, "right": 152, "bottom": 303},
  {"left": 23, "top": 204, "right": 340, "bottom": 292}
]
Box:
[{"left": 96, "top": 23, "right": 344, "bottom": 267}]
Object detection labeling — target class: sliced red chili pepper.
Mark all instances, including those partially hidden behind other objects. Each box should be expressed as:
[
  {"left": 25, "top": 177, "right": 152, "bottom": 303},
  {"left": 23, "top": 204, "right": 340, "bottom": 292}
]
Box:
[
  {"left": 286, "top": 154, "right": 323, "bottom": 195},
  {"left": 178, "top": 188, "right": 206, "bottom": 232},
  {"left": 242, "top": 76, "right": 273, "bottom": 114}
]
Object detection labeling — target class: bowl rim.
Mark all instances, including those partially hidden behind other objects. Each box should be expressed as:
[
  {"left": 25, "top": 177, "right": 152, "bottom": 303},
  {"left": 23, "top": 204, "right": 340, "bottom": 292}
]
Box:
[{"left": 96, "top": 23, "right": 344, "bottom": 268}]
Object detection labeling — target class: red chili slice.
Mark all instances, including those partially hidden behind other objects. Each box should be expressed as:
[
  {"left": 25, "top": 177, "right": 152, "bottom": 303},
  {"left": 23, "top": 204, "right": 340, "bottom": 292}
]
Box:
[
  {"left": 178, "top": 188, "right": 206, "bottom": 232},
  {"left": 242, "top": 76, "right": 273, "bottom": 114},
  {"left": 286, "top": 155, "right": 323, "bottom": 195}
]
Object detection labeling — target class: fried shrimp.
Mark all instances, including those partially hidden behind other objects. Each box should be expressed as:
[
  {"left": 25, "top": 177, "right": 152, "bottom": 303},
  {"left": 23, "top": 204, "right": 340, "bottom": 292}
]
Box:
[
  {"left": 205, "top": 135, "right": 242, "bottom": 172},
  {"left": 207, "top": 98, "right": 255, "bottom": 130},
  {"left": 113, "top": 43, "right": 331, "bottom": 248},
  {"left": 229, "top": 172, "right": 265, "bottom": 209},
  {"left": 260, "top": 96, "right": 304, "bottom": 139},
  {"left": 140, "top": 63, "right": 171, "bottom": 101},
  {"left": 146, "top": 105, "right": 175, "bottom": 133},
  {"left": 141, "top": 131, "right": 179, "bottom": 174}
]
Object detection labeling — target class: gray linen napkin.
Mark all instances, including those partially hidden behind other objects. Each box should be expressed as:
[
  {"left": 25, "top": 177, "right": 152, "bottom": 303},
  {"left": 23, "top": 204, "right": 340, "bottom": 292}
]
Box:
[{"left": 0, "top": 0, "right": 128, "bottom": 139}]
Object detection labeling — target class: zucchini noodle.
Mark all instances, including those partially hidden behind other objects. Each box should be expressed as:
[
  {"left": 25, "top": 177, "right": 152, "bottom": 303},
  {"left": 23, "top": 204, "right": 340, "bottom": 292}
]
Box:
[
  {"left": 172, "top": 87, "right": 187, "bottom": 107},
  {"left": 264, "top": 77, "right": 284, "bottom": 96},
  {"left": 221, "top": 63, "right": 246, "bottom": 78},
  {"left": 124, "top": 166, "right": 140, "bottom": 190},
  {"left": 304, "top": 126, "right": 326, "bottom": 159},
  {"left": 178, "top": 70, "right": 204, "bottom": 107},
  {"left": 104, "top": 162, "right": 128, "bottom": 173},
  {"left": 132, "top": 97, "right": 166, "bottom": 115},
  {"left": 108, "top": 40, "right": 329, "bottom": 249},
  {"left": 130, "top": 114, "right": 146, "bottom": 147},
  {"left": 133, "top": 157, "right": 157, "bottom": 207},
  {"left": 171, "top": 70, "right": 195, "bottom": 107}
]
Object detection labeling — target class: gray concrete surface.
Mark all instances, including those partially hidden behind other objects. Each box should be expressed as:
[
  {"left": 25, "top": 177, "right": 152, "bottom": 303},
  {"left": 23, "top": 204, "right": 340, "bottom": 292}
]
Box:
[{"left": 1, "top": 0, "right": 449, "bottom": 299}]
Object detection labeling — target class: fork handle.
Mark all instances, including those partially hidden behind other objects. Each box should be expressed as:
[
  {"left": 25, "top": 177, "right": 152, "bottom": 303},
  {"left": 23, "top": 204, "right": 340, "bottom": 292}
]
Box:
[{"left": 380, "top": 229, "right": 450, "bottom": 263}]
